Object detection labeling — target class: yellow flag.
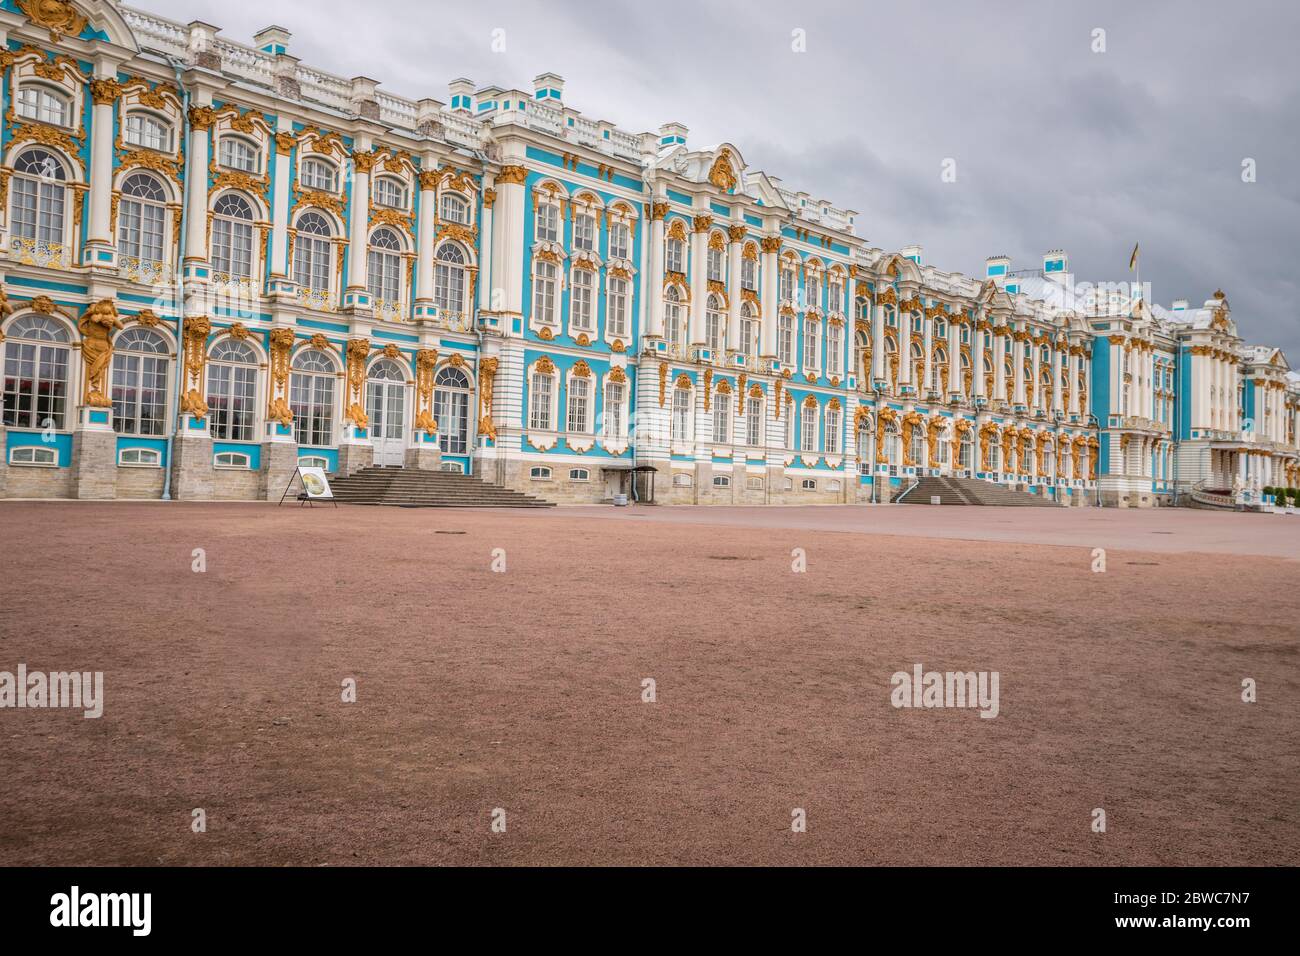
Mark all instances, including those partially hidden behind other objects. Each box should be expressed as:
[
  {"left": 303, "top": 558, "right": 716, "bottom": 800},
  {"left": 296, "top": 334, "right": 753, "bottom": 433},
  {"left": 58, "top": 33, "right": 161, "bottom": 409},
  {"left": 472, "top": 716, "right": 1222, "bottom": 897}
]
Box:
[{"left": 1129, "top": 242, "right": 1140, "bottom": 270}]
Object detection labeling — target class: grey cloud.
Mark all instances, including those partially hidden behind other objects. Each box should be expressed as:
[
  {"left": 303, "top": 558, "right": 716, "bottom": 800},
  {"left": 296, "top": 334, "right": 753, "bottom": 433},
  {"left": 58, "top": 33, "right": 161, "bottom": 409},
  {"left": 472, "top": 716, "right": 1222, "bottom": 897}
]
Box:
[{"left": 178, "top": 0, "right": 1300, "bottom": 356}]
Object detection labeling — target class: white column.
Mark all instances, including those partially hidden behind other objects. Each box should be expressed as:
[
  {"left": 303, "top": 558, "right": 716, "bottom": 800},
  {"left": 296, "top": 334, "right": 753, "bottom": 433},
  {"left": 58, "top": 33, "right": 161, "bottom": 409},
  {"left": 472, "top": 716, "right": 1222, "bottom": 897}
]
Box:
[
  {"left": 477, "top": 175, "right": 494, "bottom": 312},
  {"left": 725, "top": 226, "right": 742, "bottom": 353},
  {"left": 415, "top": 168, "right": 436, "bottom": 306},
  {"left": 492, "top": 163, "right": 527, "bottom": 324},
  {"left": 344, "top": 143, "right": 372, "bottom": 302},
  {"left": 647, "top": 203, "right": 666, "bottom": 338},
  {"left": 86, "top": 64, "right": 121, "bottom": 261},
  {"left": 688, "top": 215, "right": 708, "bottom": 345},
  {"left": 185, "top": 104, "right": 213, "bottom": 264},
  {"left": 269, "top": 120, "right": 292, "bottom": 276},
  {"left": 1013, "top": 334, "right": 1027, "bottom": 406},
  {"left": 897, "top": 309, "right": 913, "bottom": 389},
  {"left": 1031, "top": 340, "right": 1042, "bottom": 409},
  {"left": 921, "top": 315, "right": 933, "bottom": 393},
  {"left": 992, "top": 330, "right": 1007, "bottom": 403},
  {"left": 760, "top": 238, "right": 778, "bottom": 358},
  {"left": 1067, "top": 350, "right": 1080, "bottom": 417},
  {"left": 946, "top": 320, "right": 960, "bottom": 397},
  {"left": 973, "top": 328, "right": 987, "bottom": 401},
  {"left": 1052, "top": 348, "right": 1064, "bottom": 414},
  {"left": 871, "top": 305, "right": 886, "bottom": 383}
]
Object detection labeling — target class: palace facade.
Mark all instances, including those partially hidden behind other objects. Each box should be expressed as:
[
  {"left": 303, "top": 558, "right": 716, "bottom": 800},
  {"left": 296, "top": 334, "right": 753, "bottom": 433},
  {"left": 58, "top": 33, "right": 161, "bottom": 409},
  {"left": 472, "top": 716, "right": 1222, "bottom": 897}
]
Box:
[{"left": 0, "top": 1, "right": 1296, "bottom": 507}]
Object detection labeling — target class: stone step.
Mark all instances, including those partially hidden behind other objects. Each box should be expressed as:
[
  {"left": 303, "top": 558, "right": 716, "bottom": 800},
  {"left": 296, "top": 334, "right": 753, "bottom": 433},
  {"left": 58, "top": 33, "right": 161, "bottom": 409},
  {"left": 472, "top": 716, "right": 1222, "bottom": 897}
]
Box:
[{"left": 327, "top": 467, "right": 554, "bottom": 508}]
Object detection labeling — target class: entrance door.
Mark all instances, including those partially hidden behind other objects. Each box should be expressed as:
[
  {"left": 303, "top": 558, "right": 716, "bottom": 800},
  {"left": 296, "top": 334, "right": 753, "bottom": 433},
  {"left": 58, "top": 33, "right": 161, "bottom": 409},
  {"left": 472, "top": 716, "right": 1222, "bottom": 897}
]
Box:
[{"left": 366, "top": 359, "right": 408, "bottom": 467}]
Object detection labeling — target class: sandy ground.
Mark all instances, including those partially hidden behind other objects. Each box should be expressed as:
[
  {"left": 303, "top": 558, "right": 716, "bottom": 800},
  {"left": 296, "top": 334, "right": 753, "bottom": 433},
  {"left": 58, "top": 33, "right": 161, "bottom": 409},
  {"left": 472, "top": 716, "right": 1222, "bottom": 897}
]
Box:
[{"left": 0, "top": 500, "right": 1296, "bottom": 866}]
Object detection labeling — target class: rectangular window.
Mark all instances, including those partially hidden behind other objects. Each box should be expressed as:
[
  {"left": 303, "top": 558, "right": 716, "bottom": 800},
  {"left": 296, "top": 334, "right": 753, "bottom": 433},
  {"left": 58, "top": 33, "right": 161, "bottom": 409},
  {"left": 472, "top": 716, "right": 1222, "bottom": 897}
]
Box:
[
  {"left": 802, "top": 407, "right": 817, "bottom": 452},
  {"left": 567, "top": 376, "right": 591, "bottom": 433},
  {"left": 570, "top": 269, "right": 594, "bottom": 331},
  {"left": 604, "top": 382, "right": 624, "bottom": 438},
  {"left": 741, "top": 258, "right": 756, "bottom": 291},
  {"left": 666, "top": 239, "right": 684, "bottom": 274},
  {"left": 536, "top": 203, "right": 559, "bottom": 242},
  {"left": 804, "top": 319, "right": 819, "bottom": 370},
  {"left": 533, "top": 262, "right": 556, "bottom": 325},
  {"left": 573, "top": 213, "right": 595, "bottom": 251},
  {"left": 609, "top": 222, "right": 630, "bottom": 260},
  {"left": 825, "top": 408, "right": 841, "bottom": 455},
  {"left": 607, "top": 277, "right": 629, "bottom": 338},
  {"left": 746, "top": 397, "right": 762, "bottom": 446},
  {"left": 827, "top": 324, "right": 843, "bottom": 376},
  {"left": 671, "top": 388, "right": 690, "bottom": 441},
  {"left": 529, "top": 373, "right": 552, "bottom": 430},
  {"left": 778, "top": 317, "right": 794, "bottom": 365},
  {"left": 713, "top": 393, "right": 731, "bottom": 443},
  {"left": 780, "top": 269, "right": 794, "bottom": 302}
]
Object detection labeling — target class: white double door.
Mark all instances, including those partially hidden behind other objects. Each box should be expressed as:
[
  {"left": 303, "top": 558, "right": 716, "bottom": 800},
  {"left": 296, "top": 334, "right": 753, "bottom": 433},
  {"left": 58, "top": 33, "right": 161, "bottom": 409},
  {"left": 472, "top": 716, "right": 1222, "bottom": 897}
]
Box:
[{"left": 366, "top": 377, "right": 408, "bottom": 467}]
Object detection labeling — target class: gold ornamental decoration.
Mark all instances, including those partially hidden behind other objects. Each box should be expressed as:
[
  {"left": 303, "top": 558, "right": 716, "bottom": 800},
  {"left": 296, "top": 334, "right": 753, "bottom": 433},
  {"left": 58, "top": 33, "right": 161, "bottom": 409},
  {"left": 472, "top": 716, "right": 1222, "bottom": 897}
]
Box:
[
  {"left": 180, "top": 316, "right": 212, "bottom": 420},
  {"left": 267, "top": 327, "right": 295, "bottom": 428},
  {"left": 875, "top": 407, "right": 898, "bottom": 462},
  {"left": 415, "top": 349, "right": 438, "bottom": 435},
  {"left": 345, "top": 338, "right": 371, "bottom": 428},
  {"left": 707, "top": 150, "right": 738, "bottom": 192},
  {"left": 478, "top": 356, "right": 499, "bottom": 439},
  {"left": 78, "top": 300, "right": 123, "bottom": 408},
  {"left": 16, "top": 0, "right": 87, "bottom": 41},
  {"left": 497, "top": 165, "right": 528, "bottom": 186},
  {"left": 658, "top": 361, "right": 668, "bottom": 407}
]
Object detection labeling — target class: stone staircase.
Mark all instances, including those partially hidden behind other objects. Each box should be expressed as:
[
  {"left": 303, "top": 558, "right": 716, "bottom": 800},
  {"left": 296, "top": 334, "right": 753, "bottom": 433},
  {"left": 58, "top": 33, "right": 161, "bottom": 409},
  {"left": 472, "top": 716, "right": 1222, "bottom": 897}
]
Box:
[
  {"left": 327, "top": 466, "right": 555, "bottom": 508},
  {"left": 896, "top": 475, "right": 1064, "bottom": 507}
]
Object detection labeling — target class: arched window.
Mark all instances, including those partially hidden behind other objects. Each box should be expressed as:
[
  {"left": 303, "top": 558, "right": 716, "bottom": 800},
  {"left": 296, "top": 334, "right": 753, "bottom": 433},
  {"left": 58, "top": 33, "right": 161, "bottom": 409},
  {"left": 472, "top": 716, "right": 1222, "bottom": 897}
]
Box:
[
  {"left": 2, "top": 315, "right": 72, "bottom": 430},
  {"left": 884, "top": 419, "right": 901, "bottom": 465},
  {"left": 124, "top": 112, "right": 172, "bottom": 152},
  {"left": 218, "top": 136, "right": 259, "bottom": 173},
  {"left": 374, "top": 176, "right": 407, "bottom": 209},
  {"left": 16, "top": 84, "right": 69, "bottom": 126},
  {"left": 439, "top": 192, "right": 470, "bottom": 225},
  {"left": 290, "top": 348, "right": 336, "bottom": 446},
  {"left": 664, "top": 286, "right": 684, "bottom": 348},
  {"left": 293, "top": 212, "right": 333, "bottom": 293},
  {"left": 111, "top": 327, "right": 169, "bottom": 436},
  {"left": 434, "top": 365, "right": 471, "bottom": 454},
  {"left": 706, "top": 294, "right": 724, "bottom": 352},
  {"left": 10, "top": 148, "right": 67, "bottom": 245},
  {"left": 607, "top": 275, "right": 630, "bottom": 339},
  {"left": 211, "top": 193, "right": 255, "bottom": 279},
  {"left": 299, "top": 158, "right": 338, "bottom": 192},
  {"left": 532, "top": 257, "right": 557, "bottom": 325},
  {"left": 207, "top": 338, "right": 259, "bottom": 441},
  {"left": 367, "top": 227, "right": 403, "bottom": 306},
  {"left": 959, "top": 428, "right": 974, "bottom": 471},
  {"left": 434, "top": 243, "right": 467, "bottom": 314},
  {"left": 118, "top": 173, "right": 168, "bottom": 263},
  {"left": 740, "top": 302, "right": 758, "bottom": 358},
  {"left": 570, "top": 267, "right": 595, "bottom": 332}
]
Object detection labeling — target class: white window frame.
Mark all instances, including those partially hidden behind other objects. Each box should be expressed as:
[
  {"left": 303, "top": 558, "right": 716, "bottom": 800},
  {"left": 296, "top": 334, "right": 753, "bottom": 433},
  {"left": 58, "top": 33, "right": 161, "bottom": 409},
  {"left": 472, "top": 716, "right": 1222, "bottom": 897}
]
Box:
[
  {"left": 118, "top": 446, "right": 162, "bottom": 468},
  {"left": 8, "top": 445, "right": 57, "bottom": 467}
]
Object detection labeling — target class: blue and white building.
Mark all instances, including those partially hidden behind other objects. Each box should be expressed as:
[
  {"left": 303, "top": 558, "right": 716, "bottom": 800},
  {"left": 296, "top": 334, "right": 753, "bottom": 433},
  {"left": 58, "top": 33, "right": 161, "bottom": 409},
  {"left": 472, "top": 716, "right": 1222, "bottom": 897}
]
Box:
[{"left": 1, "top": 1, "right": 1296, "bottom": 506}]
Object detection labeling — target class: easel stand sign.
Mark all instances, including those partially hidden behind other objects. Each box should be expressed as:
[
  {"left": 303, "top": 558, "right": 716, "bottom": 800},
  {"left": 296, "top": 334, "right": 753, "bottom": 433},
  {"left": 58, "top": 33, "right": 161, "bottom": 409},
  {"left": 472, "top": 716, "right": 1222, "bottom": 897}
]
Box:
[{"left": 279, "top": 465, "right": 338, "bottom": 508}]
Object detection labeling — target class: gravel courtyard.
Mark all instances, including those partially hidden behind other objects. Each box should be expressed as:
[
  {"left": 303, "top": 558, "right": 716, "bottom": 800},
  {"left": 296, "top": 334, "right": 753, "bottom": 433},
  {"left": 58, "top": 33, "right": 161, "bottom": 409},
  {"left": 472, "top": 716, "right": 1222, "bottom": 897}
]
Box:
[{"left": 1, "top": 500, "right": 1296, "bottom": 866}]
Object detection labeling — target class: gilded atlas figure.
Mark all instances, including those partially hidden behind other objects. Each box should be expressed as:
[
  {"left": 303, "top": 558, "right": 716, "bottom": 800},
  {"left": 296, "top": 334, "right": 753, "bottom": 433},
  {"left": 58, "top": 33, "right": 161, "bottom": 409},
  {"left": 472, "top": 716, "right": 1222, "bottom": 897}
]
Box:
[{"left": 79, "top": 299, "right": 124, "bottom": 408}]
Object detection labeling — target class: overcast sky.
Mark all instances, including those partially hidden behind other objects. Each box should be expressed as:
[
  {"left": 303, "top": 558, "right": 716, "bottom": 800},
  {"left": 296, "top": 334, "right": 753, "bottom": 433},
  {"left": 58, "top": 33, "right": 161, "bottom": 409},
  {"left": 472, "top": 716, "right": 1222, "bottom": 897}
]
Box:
[{"left": 176, "top": 0, "right": 1300, "bottom": 358}]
